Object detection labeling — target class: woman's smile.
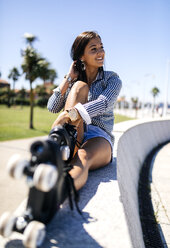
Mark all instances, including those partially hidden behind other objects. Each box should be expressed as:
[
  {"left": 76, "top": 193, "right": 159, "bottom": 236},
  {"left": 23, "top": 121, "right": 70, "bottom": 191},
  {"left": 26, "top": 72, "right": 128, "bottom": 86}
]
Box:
[
  {"left": 96, "top": 56, "right": 104, "bottom": 62},
  {"left": 81, "top": 37, "right": 105, "bottom": 69}
]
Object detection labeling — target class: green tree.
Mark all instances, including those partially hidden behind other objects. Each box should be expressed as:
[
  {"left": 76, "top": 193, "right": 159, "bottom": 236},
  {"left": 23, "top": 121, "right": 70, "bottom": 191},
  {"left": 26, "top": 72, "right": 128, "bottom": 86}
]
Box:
[
  {"left": 21, "top": 33, "right": 57, "bottom": 128},
  {"left": 37, "top": 60, "right": 57, "bottom": 85},
  {"left": 35, "top": 84, "right": 47, "bottom": 97},
  {"left": 151, "top": 87, "right": 160, "bottom": 117},
  {"left": 37, "top": 59, "right": 51, "bottom": 84},
  {"left": 48, "top": 69, "right": 57, "bottom": 83},
  {"left": 24, "top": 33, "right": 38, "bottom": 45},
  {"left": 8, "top": 67, "right": 20, "bottom": 105},
  {"left": 131, "top": 97, "right": 139, "bottom": 118},
  {"left": 35, "top": 84, "right": 49, "bottom": 107},
  {"left": 151, "top": 87, "right": 160, "bottom": 98},
  {"left": 8, "top": 67, "right": 20, "bottom": 91},
  {"left": 18, "top": 87, "right": 27, "bottom": 99},
  {"left": 16, "top": 88, "right": 28, "bottom": 106},
  {"left": 21, "top": 34, "right": 42, "bottom": 129},
  {"left": 0, "top": 87, "right": 13, "bottom": 107}
]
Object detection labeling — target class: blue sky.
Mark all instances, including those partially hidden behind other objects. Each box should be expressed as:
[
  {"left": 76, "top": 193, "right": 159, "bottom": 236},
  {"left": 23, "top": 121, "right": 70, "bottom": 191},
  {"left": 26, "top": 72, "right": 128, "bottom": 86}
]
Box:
[{"left": 1, "top": 0, "right": 170, "bottom": 103}]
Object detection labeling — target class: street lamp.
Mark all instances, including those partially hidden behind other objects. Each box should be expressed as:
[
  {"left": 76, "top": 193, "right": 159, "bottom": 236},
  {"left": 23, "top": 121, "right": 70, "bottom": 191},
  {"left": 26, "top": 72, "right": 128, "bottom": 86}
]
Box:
[{"left": 163, "top": 59, "right": 170, "bottom": 117}]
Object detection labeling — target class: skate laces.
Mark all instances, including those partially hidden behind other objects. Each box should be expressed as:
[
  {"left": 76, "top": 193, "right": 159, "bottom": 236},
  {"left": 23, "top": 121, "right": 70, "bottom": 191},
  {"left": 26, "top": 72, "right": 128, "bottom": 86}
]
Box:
[
  {"left": 64, "top": 165, "right": 82, "bottom": 216},
  {"left": 64, "top": 123, "right": 82, "bottom": 149}
]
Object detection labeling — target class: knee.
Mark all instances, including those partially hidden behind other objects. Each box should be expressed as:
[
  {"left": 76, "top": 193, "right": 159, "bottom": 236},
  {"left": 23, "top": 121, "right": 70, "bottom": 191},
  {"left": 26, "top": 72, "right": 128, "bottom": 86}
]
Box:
[{"left": 72, "top": 81, "right": 89, "bottom": 98}]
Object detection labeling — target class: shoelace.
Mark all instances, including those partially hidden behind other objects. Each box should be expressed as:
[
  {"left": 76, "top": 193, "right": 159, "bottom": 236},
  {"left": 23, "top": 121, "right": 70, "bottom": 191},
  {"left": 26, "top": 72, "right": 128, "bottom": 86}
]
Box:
[
  {"left": 66, "top": 126, "right": 82, "bottom": 149},
  {"left": 64, "top": 164, "right": 82, "bottom": 216}
]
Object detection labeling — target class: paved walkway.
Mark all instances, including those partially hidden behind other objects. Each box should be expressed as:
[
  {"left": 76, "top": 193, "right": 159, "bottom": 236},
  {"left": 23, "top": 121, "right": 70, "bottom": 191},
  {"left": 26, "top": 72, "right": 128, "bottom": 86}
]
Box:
[
  {"left": 114, "top": 108, "right": 170, "bottom": 119},
  {"left": 151, "top": 142, "right": 170, "bottom": 247},
  {"left": 0, "top": 131, "right": 170, "bottom": 247},
  {"left": 0, "top": 135, "right": 131, "bottom": 248},
  {"left": 0, "top": 137, "right": 46, "bottom": 216}
]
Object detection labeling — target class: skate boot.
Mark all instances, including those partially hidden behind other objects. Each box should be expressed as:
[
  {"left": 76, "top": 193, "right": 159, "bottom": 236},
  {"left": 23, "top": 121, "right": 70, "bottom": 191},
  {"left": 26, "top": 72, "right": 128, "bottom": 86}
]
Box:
[{"left": 0, "top": 124, "right": 80, "bottom": 248}]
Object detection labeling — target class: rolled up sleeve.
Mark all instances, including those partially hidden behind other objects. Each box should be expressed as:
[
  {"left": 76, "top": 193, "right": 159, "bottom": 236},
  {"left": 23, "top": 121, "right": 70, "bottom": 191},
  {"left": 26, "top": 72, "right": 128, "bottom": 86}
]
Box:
[{"left": 82, "top": 75, "right": 122, "bottom": 119}]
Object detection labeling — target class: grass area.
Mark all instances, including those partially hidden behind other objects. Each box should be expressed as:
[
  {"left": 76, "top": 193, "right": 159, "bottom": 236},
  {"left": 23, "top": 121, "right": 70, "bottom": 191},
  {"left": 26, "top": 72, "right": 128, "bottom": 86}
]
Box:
[
  {"left": 0, "top": 105, "right": 58, "bottom": 141},
  {"left": 114, "top": 113, "right": 134, "bottom": 123},
  {"left": 0, "top": 105, "right": 134, "bottom": 141}
]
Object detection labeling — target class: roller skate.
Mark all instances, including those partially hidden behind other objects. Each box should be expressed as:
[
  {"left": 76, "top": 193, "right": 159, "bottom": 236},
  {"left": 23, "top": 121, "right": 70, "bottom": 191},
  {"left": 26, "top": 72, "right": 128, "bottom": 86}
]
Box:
[{"left": 0, "top": 124, "right": 80, "bottom": 248}]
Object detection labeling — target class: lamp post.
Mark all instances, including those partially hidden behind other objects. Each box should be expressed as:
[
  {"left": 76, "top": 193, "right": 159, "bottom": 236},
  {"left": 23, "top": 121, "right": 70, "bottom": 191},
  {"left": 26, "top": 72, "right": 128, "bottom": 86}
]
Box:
[
  {"left": 144, "top": 73, "right": 156, "bottom": 117},
  {"left": 163, "top": 59, "right": 170, "bottom": 117}
]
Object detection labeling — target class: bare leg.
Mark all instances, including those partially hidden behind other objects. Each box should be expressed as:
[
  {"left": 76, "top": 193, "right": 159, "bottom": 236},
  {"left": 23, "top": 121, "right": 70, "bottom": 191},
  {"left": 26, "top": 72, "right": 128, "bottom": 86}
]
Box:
[
  {"left": 62, "top": 81, "right": 112, "bottom": 190},
  {"left": 70, "top": 137, "right": 112, "bottom": 190},
  {"left": 64, "top": 81, "right": 89, "bottom": 154}
]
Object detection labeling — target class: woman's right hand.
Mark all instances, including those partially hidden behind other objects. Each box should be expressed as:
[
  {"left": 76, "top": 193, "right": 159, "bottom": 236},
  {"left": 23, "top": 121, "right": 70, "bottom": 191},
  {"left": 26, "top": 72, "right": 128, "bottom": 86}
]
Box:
[{"left": 67, "top": 61, "right": 79, "bottom": 81}]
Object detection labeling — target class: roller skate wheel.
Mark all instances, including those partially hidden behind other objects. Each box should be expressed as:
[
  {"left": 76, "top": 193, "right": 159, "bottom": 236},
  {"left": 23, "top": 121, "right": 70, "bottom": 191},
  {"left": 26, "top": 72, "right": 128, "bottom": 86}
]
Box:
[
  {"left": 60, "top": 145, "right": 70, "bottom": 161},
  {"left": 23, "top": 221, "right": 46, "bottom": 248},
  {"left": 33, "top": 163, "right": 58, "bottom": 192},
  {"left": 0, "top": 212, "right": 16, "bottom": 238},
  {"left": 7, "top": 154, "right": 28, "bottom": 179}
]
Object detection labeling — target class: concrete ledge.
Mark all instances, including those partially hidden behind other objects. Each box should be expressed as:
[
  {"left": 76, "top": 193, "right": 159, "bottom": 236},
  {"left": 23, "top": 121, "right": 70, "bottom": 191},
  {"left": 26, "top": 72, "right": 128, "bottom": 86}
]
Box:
[{"left": 114, "top": 117, "right": 170, "bottom": 248}]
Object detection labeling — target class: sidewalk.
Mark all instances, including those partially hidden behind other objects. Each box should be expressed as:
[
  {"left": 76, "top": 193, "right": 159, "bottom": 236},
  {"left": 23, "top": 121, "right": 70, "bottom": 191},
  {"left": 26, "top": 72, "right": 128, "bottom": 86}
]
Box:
[
  {"left": 0, "top": 123, "right": 170, "bottom": 247},
  {"left": 0, "top": 136, "right": 46, "bottom": 216},
  {"left": 0, "top": 134, "right": 131, "bottom": 248},
  {"left": 151, "top": 142, "right": 170, "bottom": 247},
  {"left": 114, "top": 108, "right": 170, "bottom": 119}
]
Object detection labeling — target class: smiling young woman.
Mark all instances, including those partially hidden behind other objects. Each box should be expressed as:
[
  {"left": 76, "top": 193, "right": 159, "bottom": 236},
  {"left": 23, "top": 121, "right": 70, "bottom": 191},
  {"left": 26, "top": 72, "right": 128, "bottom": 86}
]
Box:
[
  {"left": 47, "top": 31, "right": 122, "bottom": 190},
  {"left": 80, "top": 37, "right": 105, "bottom": 82}
]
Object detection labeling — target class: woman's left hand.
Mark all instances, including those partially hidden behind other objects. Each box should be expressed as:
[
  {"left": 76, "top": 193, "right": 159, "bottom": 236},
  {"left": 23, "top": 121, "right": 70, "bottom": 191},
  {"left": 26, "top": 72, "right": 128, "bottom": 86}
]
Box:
[
  {"left": 51, "top": 110, "right": 82, "bottom": 129},
  {"left": 51, "top": 111, "right": 70, "bottom": 128}
]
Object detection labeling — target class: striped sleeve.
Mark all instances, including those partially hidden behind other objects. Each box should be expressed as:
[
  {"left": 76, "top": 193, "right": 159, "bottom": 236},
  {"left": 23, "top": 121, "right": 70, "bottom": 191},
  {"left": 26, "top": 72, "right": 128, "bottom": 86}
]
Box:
[
  {"left": 47, "top": 87, "right": 66, "bottom": 113},
  {"left": 83, "top": 75, "right": 122, "bottom": 118}
]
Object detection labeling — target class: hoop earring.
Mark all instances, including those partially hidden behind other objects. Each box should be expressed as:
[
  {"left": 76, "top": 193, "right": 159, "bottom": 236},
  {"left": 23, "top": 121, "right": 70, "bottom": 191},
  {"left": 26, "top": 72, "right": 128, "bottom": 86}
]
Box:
[{"left": 81, "top": 60, "right": 86, "bottom": 71}]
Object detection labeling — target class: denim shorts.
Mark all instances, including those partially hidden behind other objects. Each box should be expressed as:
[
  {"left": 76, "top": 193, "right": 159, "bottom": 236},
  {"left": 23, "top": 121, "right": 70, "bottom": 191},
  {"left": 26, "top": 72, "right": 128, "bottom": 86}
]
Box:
[{"left": 83, "top": 124, "right": 113, "bottom": 151}]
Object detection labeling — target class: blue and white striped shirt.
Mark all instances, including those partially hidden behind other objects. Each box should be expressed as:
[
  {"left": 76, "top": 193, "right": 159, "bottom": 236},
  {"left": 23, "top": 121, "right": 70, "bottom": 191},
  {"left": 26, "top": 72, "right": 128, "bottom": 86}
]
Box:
[{"left": 47, "top": 71, "right": 122, "bottom": 144}]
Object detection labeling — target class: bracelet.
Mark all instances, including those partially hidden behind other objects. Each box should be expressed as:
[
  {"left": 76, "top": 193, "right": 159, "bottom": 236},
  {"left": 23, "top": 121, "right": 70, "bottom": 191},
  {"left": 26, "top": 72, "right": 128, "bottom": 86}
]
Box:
[
  {"left": 64, "top": 74, "right": 72, "bottom": 82},
  {"left": 64, "top": 74, "right": 73, "bottom": 88}
]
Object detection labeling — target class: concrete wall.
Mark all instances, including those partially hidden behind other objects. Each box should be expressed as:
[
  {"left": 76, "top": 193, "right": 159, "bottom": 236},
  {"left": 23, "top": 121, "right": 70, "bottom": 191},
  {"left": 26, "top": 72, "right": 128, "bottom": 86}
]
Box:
[{"left": 114, "top": 118, "right": 170, "bottom": 248}]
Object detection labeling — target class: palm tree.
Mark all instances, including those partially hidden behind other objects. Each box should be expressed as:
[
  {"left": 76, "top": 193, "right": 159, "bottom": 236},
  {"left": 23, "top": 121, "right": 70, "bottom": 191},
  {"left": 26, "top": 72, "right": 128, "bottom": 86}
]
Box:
[
  {"left": 151, "top": 87, "right": 160, "bottom": 117},
  {"left": 24, "top": 33, "right": 38, "bottom": 45},
  {"left": 21, "top": 33, "right": 41, "bottom": 129},
  {"left": 37, "top": 59, "right": 57, "bottom": 84},
  {"left": 21, "top": 33, "right": 57, "bottom": 128},
  {"left": 48, "top": 69, "right": 57, "bottom": 83},
  {"left": 21, "top": 46, "right": 42, "bottom": 128},
  {"left": 37, "top": 59, "right": 51, "bottom": 84},
  {"left": 8, "top": 67, "right": 20, "bottom": 91},
  {"left": 131, "top": 97, "right": 138, "bottom": 118}
]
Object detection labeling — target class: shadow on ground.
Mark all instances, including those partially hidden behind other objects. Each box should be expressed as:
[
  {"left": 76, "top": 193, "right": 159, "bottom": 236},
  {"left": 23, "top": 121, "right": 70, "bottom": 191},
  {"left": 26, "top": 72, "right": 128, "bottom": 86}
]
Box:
[{"left": 5, "top": 158, "right": 117, "bottom": 248}]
